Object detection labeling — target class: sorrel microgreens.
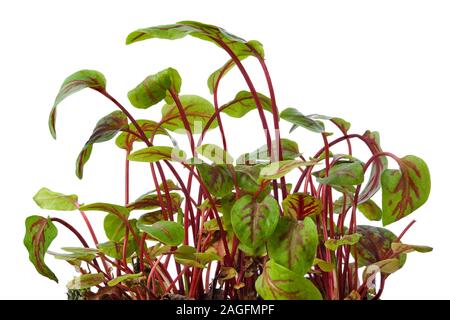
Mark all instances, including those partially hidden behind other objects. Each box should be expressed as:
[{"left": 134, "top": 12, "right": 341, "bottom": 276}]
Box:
[{"left": 24, "top": 21, "right": 432, "bottom": 300}]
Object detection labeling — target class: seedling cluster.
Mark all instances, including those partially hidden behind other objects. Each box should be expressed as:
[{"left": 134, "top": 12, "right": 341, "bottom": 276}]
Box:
[{"left": 24, "top": 21, "right": 431, "bottom": 300}]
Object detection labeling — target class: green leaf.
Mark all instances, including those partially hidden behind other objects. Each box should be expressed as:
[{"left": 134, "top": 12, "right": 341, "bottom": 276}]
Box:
[
  {"left": 76, "top": 145, "right": 92, "bottom": 180},
  {"left": 315, "top": 161, "right": 364, "bottom": 186},
  {"left": 128, "top": 68, "right": 181, "bottom": 109},
  {"left": 324, "top": 233, "right": 362, "bottom": 251},
  {"left": 308, "top": 114, "right": 351, "bottom": 132},
  {"left": 62, "top": 247, "right": 100, "bottom": 254},
  {"left": 259, "top": 159, "right": 318, "bottom": 180},
  {"left": 231, "top": 194, "right": 279, "bottom": 249},
  {"left": 126, "top": 21, "right": 263, "bottom": 59},
  {"left": 80, "top": 203, "right": 130, "bottom": 219},
  {"left": 364, "top": 259, "right": 403, "bottom": 277},
  {"left": 221, "top": 91, "right": 272, "bottom": 118},
  {"left": 49, "top": 70, "right": 106, "bottom": 139},
  {"left": 128, "top": 146, "right": 186, "bottom": 163},
  {"left": 280, "top": 108, "right": 325, "bottom": 134},
  {"left": 161, "top": 95, "right": 218, "bottom": 134},
  {"left": 207, "top": 40, "right": 264, "bottom": 94},
  {"left": 33, "top": 187, "right": 78, "bottom": 211},
  {"left": 48, "top": 251, "right": 96, "bottom": 266},
  {"left": 138, "top": 210, "right": 166, "bottom": 225},
  {"left": 267, "top": 217, "right": 318, "bottom": 274},
  {"left": 237, "top": 138, "right": 300, "bottom": 164},
  {"left": 76, "top": 110, "right": 128, "bottom": 179},
  {"left": 23, "top": 216, "right": 58, "bottom": 282},
  {"left": 354, "top": 225, "right": 406, "bottom": 267},
  {"left": 218, "top": 267, "right": 238, "bottom": 284},
  {"left": 196, "top": 163, "right": 234, "bottom": 197},
  {"left": 358, "top": 131, "right": 388, "bottom": 204},
  {"left": 115, "top": 120, "right": 171, "bottom": 151},
  {"left": 238, "top": 242, "right": 267, "bottom": 258},
  {"left": 103, "top": 212, "right": 131, "bottom": 242},
  {"left": 197, "top": 144, "right": 234, "bottom": 164},
  {"left": 391, "top": 242, "right": 433, "bottom": 255},
  {"left": 235, "top": 165, "right": 270, "bottom": 195},
  {"left": 173, "top": 245, "right": 219, "bottom": 268},
  {"left": 282, "top": 193, "right": 322, "bottom": 220},
  {"left": 127, "top": 192, "right": 183, "bottom": 211},
  {"left": 357, "top": 200, "right": 382, "bottom": 221},
  {"left": 97, "top": 240, "right": 136, "bottom": 260},
  {"left": 66, "top": 273, "right": 105, "bottom": 290},
  {"left": 108, "top": 273, "right": 143, "bottom": 287},
  {"left": 313, "top": 258, "right": 335, "bottom": 272},
  {"left": 256, "top": 260, "right": 322, "bottom": 300},
  {"left": 137, "top": 220, "right": 184, "bottom": 246},
  {"left": 381, "top": 155, "right": 431, "bottom": 226}
]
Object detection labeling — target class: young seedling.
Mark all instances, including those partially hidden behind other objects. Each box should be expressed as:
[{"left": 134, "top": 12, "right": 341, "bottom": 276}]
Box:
[{"left": 24, "top": 21, "right": 432, "bottom": 300}]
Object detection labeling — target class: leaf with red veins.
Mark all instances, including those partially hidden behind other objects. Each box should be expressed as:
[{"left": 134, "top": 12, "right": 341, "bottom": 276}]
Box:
[
  {"left": 358, "top": 131, "right": 388, "bottom": 204},
  {"left": 282, "top": 193, "right": 322, "bottom": 220},
  {"left": 23, "top": 216, "right": 58, "bottom": 282},
  {"left": 381, "top": 155, "right": 431, "bottom": 226}
]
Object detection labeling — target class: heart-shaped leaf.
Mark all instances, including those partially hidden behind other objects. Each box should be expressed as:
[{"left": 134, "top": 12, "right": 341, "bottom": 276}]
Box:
[
  {"left": 24, "top": 216, "right": 58, "bottom": 282},
  {"left": 137, "top": 220, "right": 184, "bottom": 246},
  {"left": 196, "top": 163, "right": 234, "bottom": 197},
  {"left": 67, "top": 273, "right": 105, "bottom": 290},
  {"left": 128, "top": 146, "right": 186, "bottom": 163},
  {"left": 161, "top": 95, "right": 218, "bottom": 134},
  {"left": 381, "top": 155, "right": 431, "bottom": 226},
  {"left": 259, "top": 159, "right": 318, "bottom": 180},
  {"left": 221, "top": 91, "right": 272, "bottom": 118},
  {"left": 49, "top": 70, "right": 106, "bottom": 139},
  {"left": 256, "top": 260, "right": 322, "bottom": 300},
  {"left": 33, "top": 187, "right": 78, "bottom": 211},
  {"left": 76, "top": 110, "right": 129, "bottom": 179},
  {"left": 267, "top": 217, "right": 318, "bottom": 274},
  {"left": 197, "top": 144, "right": 234, "bottom": 164},
  {"left": 282, "top": 193, "right": 322, "bottom": 220},
  {"left": 231, "top": 194, "right": 279, "bottom": 249},
  {"left": 237, "top": 138, "right": 300, "bottom": 164},
  {"left": 314, "top": 161, "right": 364, "bottom": 186},
  {"left": 128, "top": 68, "right": 181, "bottom": 109},
  {"left": 280, "top": 108, "right": 325, "bottom": 134}
]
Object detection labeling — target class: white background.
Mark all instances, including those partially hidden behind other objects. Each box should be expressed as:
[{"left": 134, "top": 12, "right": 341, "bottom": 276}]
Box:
[{"left": 0, "top": 0, "right": 448, "bottom": 299}]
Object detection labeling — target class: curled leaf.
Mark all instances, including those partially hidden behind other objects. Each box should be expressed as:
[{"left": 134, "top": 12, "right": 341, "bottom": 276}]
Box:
[
  {"left": 49, "top": 70, "right": 106, "bottom": 139},
  {"left": 24, "top": 216, "right": 58, "bottom": 282},
  {"left": 128, "top": 68, "right": 181, "bottom": 109}
]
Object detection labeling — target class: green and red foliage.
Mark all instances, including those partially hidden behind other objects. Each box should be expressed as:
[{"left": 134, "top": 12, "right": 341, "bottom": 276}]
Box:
[{"left": 24, "top": 21, "right": 432, "bottom": 300}]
